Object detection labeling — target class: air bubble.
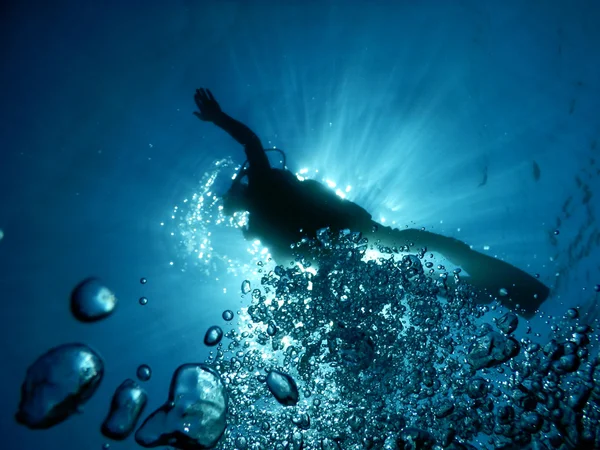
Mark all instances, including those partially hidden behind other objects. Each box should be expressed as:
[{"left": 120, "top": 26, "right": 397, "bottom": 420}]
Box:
[
  {"left": 204, "top": 326, "right": 223, "bottom": 346},
  {"left": 241, "top": 280, "right": 251, "bottom": 295},
  {"left": 71, "top": 278, "right": 117, "bottom": 322},
  {"left": 136, "top": 364, "right": 152, "bottom": 382}
]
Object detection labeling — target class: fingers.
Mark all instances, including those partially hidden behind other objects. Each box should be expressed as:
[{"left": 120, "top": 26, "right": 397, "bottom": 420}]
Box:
[
  {"left": 197, "top": 88, "right": 208, "bottom": 102},
  {"left": 195, "top": 88, "right": 215, "bottom": 104}
]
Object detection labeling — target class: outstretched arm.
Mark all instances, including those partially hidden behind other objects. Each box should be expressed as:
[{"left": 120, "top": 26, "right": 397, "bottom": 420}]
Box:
[{"left": 194, "top": 88, "right": 270, "bottom": 176}]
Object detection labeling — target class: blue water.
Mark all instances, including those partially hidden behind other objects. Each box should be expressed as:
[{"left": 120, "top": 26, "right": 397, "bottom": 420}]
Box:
[{"left": 1, "top": 1, "right": 599, "bottom": 449}]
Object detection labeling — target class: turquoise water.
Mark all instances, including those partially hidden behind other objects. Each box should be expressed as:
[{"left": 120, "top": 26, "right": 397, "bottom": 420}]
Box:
[{"left": 1, "top": 1, "right": 599, "bottom": 449}]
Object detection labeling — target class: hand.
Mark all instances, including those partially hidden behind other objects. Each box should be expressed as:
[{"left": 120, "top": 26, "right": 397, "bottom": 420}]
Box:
[{"left": 194, "top": 88, "right": 222, "bottom": 122}]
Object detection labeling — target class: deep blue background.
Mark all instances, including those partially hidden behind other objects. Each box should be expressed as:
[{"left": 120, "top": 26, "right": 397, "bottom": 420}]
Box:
[{"left": 1, "top": 1, "right": 599, "bottom": 449}]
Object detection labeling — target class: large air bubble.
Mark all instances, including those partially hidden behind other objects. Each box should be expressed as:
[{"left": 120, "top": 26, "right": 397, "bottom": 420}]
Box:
[
  {"left": 204, "top": 326, "right": 223, "bottom": 347},
  {"left": 70, "top": 277, "right": 117, "bottom": 322},
  {"left": 266, "top": 370, "right": 299, "bottom": 406},
  {"left": 101, "top": 379, "right": 147, "bottom": 440},
  {"left": 135, "top": 364, "right": 228, "bottom": 449},
  {"left": 16, "top": 343, "right": 104, "bottom": 429}
]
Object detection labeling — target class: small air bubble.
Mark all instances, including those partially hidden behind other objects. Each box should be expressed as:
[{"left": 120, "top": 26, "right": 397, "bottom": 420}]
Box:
[
  {"left": 136, "top": 364, "right": 152, "bottom": 382},
  {"left": 241, "top": 280, "right": 251, "bottom": 295},
  {"left": 566, "top": 308, "right": 579, "bottom": 319}
]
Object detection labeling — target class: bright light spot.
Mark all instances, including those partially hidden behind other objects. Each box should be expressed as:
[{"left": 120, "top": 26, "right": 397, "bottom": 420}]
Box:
[
  {"left": 335, "top": 189, "right": 346, "bottom": 198},
  {"left": 169, "top": 261, "right": 174, "bottom": 265},
  {"left": 483, "top": 245, "right": 490, "bottom": 251},
  {"left": 380, "top": 217, "right": 386, "bottom": 223},
  {"left": 380, "top": 304, "right": 393, "bottom": 319},
  {"left": 325, "top": 179, "right": 336, "bottom": 188},
  {"left": 345, "top": 185, "right": 352, "bottom": 193},
  {"left": 295, "top": 262, "right": 317, "bottom": 276},
  {"left": 281, "top": 336, "right": 293, "bottom": 350},
  {"left": 299, "top": 168, "right": 308, "bottom": 174},
  {"left": 363, "top": 248, "right": 384, "bottom": 262}
]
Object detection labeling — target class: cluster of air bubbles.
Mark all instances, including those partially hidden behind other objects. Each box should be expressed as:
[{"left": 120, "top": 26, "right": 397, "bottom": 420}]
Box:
[
  {"left": 15, "top": 228, "right": 600, "bottom": 449},
  {"left": 199, "top": 228, "right": 600, "bottom": 449},
  {"left": 168, "top": 158, "right": 253, "bottom": 272}
]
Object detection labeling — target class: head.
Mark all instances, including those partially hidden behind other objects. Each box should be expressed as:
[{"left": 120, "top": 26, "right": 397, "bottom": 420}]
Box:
[{"left": 222, "top": 181, "right": 251, "bottom": 216}]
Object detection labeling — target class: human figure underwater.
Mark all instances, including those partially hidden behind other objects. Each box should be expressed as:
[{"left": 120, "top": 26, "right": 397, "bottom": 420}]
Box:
[{"left": 193, "top": 88, "right": 550, "bottom": 319}]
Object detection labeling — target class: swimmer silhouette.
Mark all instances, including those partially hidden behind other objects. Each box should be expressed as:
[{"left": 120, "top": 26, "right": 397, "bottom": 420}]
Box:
[{"left": 194, "top": 88, "right": 550, "bottom": 318}]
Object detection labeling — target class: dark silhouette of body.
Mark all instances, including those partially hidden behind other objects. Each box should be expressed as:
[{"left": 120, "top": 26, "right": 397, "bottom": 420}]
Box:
[{"left": 194, "top": 88, "right": 550, "bottom": 318}]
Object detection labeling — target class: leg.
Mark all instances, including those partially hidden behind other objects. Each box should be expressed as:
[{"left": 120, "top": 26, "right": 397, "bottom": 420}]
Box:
[{"left": 365, "top": 225, "right": 550, "bottom": 318}]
